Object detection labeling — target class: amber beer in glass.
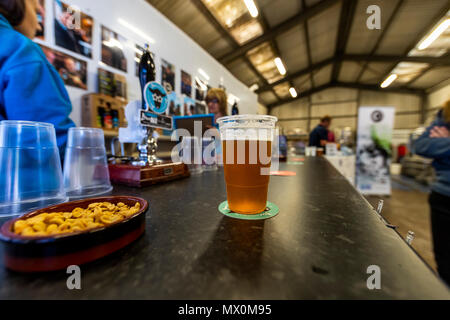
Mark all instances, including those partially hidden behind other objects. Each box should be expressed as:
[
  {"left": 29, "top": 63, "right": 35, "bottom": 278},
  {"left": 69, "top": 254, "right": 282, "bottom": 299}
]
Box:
[{"left": 217, "top": 115, "right": 278, "bottom": 214}]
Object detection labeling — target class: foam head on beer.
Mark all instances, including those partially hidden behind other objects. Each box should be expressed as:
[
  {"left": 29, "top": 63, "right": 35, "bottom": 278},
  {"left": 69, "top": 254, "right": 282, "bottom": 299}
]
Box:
[{"left": 217, "top": 115, "right": 278, "bottom": 214}]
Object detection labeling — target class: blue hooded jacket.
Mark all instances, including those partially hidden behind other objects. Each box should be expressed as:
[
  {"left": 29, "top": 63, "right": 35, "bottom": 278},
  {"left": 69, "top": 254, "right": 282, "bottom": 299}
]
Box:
[
  {"left": 0, "top": 14, "right": 75, "bottom": 159},
  {"left": 412, "top": 109, "right": 450, "bottom": 197}
]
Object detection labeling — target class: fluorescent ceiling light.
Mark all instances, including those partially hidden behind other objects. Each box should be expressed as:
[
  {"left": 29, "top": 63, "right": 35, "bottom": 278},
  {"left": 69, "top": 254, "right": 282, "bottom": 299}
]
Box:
[
  {"left": 244, "top": 0, "right": 259, "bottom": 18},
  {"left": 418, "top": 18, "right": 450, "bottom": 50},
  {"left": 380, "top": 74, "right": 398, "bottom": 88},
  {"left": 198, "top": 68, "right": 210, "bottom": 81},
  {"left": 249, "top": 83, "right": 259, "bottom": 92},
  {"left": 274, "top": 57, "right": 286, "bottom": 75},
  {"left": 289, "top": 87, "right": 298, "bottom": 98},
  {"left": 118, "top": 18, "right": 155, "bottom": 44}
]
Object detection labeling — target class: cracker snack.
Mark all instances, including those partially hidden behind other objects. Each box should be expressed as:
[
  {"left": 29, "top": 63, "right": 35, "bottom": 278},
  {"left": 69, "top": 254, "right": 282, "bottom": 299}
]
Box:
[{"left": 13, "top": 202, "right": 141, "bottom": 237}]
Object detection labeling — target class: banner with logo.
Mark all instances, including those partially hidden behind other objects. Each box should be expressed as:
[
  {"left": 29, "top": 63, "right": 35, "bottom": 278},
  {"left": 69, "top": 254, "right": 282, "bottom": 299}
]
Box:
[{"left": 356, "top": 107, "right": 395, "bottom": 195}]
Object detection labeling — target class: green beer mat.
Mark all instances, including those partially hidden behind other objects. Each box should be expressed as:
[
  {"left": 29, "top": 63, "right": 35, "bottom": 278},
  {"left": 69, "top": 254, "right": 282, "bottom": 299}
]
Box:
[{"left": 218, "top": 201, "right": 279, "bottom": 220}]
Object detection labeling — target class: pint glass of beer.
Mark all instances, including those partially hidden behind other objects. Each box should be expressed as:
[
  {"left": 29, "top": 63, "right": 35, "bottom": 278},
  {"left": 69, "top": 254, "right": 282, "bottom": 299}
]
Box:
[{"left": 217, "top": 115, "right": 278, "bottom": 214}]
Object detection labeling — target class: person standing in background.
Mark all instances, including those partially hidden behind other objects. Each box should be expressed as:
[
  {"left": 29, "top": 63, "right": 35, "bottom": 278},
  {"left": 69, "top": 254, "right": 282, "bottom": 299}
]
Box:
[
  {"left": 413, "top": 100, "right": 450, "bottom": 285},
  {"left": 206, "top": 88, "right": 228, "bottom": 125},
  {"left": 0, "top": 0, "right": 75, "bottom": 160},
  {"left": 309, "top": 115, "right": 332, "bottom": 148}
]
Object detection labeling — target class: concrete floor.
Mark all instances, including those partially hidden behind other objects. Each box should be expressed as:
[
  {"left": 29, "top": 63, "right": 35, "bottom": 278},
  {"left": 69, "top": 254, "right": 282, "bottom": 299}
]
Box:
[{"left": 365, "top": 175, "right": 437, "bottom": 272}]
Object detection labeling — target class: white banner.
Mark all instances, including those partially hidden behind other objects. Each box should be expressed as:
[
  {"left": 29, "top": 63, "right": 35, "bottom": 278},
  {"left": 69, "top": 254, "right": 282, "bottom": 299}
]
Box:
[{"left": 356, "top": 107, "right": 395, "bottom": 195}]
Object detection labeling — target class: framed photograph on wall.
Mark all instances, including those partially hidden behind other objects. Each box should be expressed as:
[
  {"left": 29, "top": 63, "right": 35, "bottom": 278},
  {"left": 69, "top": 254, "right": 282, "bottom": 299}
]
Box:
[
  {"left": 194, "top": 78, "right": 206, "bottom": 102},
  {"left": 161, "top": 59, "right": 175, "bottom": 94},
  {"left": 101, "top": 26, "right": 127, "bottom": 72},
  {"left": 40, "top": 45, "right": 88, "bottom": 90},
  {"left": 181, "top": 70, "right": 192, "bottom": 97},
  {"left": 53, "top": 0, "right": 93, "bottom": 58}
]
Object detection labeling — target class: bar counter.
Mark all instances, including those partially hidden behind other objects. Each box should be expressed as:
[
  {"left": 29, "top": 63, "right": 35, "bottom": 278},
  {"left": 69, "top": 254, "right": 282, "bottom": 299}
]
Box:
[{"left": 0, "top": 157, "right": 449, "bottom": 299}]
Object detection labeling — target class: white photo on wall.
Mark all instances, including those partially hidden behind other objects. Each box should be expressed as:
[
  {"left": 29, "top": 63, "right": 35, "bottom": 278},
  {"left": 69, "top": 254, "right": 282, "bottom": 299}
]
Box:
[
  {"left": 54, "top": 0, "right": 94, "bottom": 58},
  {"left": 101, "top": 25, "right": 128, "bottom": 72}
]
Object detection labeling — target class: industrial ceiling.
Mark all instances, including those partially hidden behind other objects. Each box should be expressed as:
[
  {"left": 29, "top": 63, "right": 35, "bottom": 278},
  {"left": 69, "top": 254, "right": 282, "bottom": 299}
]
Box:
[{"left": 146, "top": 0, "right": 450, "bottom": 108}]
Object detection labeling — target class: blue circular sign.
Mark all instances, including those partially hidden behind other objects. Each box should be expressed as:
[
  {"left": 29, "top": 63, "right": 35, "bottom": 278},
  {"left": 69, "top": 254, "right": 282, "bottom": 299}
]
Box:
[{"left": 144, "top": 82, "right": 168, "bottom": 114}]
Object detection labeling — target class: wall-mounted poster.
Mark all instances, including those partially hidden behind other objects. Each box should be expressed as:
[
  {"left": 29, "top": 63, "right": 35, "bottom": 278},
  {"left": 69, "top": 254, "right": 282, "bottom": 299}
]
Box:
[
  {"left": 183, "top": 97, "right": 195, "bottom": 116},
  {"left": 98, "top": 68, "right": 115, "bottom": 97},
  {"left": 181, "top": 70, "right": 192, "bottom": 96},
  {"left": 98, "top": 68, "right": 127, "bottom": 100},
  {"left": 161, "top": 59, "right": 175, "bottom": 93},
  {"left": 101, "top": 26, "right": 127, "bottom": 72},
  {"left": 135, "top": 44, "right": 155, "bottom": 77},
  {"left": 356, "top": 107, "right": 395, "bottom": 195},
  {"left": 36, "top": 0, "right": 45, "bottom": 40},
  {"left": 40, "top": 45, "right": 87, "bottom": 90},
  {"left": 194, "top": 78, "right": 206, "bottom": 101},
  {"left": 54, "top": 0, "right": 93, "bottom": 58}
]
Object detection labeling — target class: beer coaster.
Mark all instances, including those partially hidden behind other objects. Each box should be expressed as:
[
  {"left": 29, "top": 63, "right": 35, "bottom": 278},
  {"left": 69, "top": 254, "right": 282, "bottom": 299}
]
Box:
[
  {"left": 270, "top": 171, "right": 297, "bottom": 176},
  {"left": 287, "top": 162, "right": 304, "bottom": 165},
  {"left": 218, "top": 201, "right": 279, "bottom": 220}
]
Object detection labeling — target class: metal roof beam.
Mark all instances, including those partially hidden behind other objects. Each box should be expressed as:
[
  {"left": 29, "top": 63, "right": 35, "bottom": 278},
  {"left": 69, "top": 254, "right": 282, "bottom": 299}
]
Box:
[
  {"left": 218, "top": 0, "right": 340, "bottom": 65},
  {"left": 331, "top": 0, "right": 357, "bottom": 82}
]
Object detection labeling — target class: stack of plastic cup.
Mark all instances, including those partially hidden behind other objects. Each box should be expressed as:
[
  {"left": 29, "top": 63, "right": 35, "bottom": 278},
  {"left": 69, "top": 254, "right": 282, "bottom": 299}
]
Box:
[
  {"left": 63, "top": 127, "right": 112, "bottom": 199},
  {"left": 0, "top": 121, "right": 67, "bottom": 217}
]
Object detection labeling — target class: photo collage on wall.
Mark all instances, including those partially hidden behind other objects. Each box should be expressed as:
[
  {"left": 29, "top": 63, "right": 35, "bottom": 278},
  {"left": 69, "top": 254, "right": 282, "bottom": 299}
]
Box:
[{"left": 33, "top": 0, "right": 217, "bottom": 115}]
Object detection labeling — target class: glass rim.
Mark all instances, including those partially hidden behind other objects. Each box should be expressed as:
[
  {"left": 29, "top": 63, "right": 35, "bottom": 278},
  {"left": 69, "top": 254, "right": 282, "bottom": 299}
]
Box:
[
  {"left": 0, "top": 120, "right": 54, "bottom": 128},
  {"left": 69, "top": 127, "right": 104, "bottom": 132},
  {"left": 216, "top": 115, "right": 278, "bottom": 124}
]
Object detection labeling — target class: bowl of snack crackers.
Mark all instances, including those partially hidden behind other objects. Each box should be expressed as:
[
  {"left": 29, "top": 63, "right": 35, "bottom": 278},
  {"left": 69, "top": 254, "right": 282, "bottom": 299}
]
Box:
[{"left": 0, "top": 196, "right": 148, "bottom": 272}]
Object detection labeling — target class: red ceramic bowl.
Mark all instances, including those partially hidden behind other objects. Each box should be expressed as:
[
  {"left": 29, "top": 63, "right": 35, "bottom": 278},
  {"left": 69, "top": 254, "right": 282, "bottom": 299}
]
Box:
[{"left": 0, "top": 196, "right": 148, "bottom": 273}]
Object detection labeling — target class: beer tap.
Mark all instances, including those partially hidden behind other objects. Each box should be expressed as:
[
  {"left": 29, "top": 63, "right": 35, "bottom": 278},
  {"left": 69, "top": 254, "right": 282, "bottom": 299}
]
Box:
[{"left": 137, "top": 44, "right": 161, "bottom": 166}]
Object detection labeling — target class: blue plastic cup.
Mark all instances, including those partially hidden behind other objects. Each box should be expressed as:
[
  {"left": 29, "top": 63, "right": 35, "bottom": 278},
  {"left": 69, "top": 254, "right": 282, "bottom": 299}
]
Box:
[{"left": 0, "top": 121, "right": 67, "bottom": 217}]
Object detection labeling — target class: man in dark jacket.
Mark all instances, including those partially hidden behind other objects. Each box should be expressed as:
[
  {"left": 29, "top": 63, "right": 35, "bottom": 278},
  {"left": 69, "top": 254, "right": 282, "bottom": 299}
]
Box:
[
  {"left": 309, "top": 115, "right": 332, "bottom": 148},
  {"left": 413, "top": 101, "right": 450, "bottom": 285}
]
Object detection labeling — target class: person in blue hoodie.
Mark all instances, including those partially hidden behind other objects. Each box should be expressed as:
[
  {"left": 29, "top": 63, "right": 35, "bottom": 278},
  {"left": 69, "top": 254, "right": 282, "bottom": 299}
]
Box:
[
  {"left": 0, "top": 0, "right": 75, "bottom": 160},
  {"left": 413, "top": 100, "right": 450, "bottom": 285}
]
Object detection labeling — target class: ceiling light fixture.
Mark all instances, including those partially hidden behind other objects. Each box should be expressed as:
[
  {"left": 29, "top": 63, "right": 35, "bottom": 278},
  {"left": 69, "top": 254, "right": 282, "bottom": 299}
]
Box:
[
  {"left": 198, "top": 68, "right": 210, "bottom": 81},
  {"left": 244, "top": 0, "right": 259, "bottom": 18},
  {"left": 249, "top": 83, "right": 259, "bottom": 92},
  {"left": 274, "top": 57, "right": 286, "bottom": 75},
  {"left": 289, "top": 87, "right": 298, "bottom": 98},
  {"left": 418, "top": 18, "right": 450, "bottom": 50},
  {"left": 118, "top": 18, "right": 155, "bottom": 44},
  {"left": 380, "top": 74, "right": 398, "bottom": 88}
]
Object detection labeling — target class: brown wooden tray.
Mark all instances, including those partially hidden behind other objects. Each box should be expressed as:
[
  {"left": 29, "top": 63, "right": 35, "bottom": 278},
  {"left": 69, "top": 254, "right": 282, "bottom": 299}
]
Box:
[{"left": 0, "top": 196, "right": 148, "bottom": 273}]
